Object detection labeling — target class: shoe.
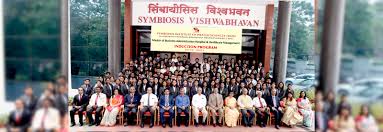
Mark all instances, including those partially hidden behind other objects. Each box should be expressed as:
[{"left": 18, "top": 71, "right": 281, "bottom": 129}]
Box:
[
  {"left": 185, "top": 122, "right": 189, "bottom": 127},
  {"left": 88, "top": 122, "right": 93, "bottom": 127},
  {"left": 213, "top": 123, "right": 216, "bottom": 127},
  {"left": 263, "top": 124, "right": 266, "bottom": 127},
  {"left": 194, "top": 122, "right": 198, "bottom": 127},
  {"left": 95, "top": 123, "right": 99, "bottom": 126},
  {"left": 162, "top": 124, "right": 166, "bottom": 128},
  {"left": 275, "top": 125, "right": 280, "bottom": 129},
  {"left": 70, "top": 123, "right": 75, "bottom": 127},
  {"left": 124, "top": 123, "right": 128, "bottom": 127},
  {"left": 150, "top": 123, "right": 154, "bottom": 128},
  {"left": 140, "top": 123, "right": 144, "bottom": 128},
  {"left": 177, "top": 124, "right": 180, "bottom": 127},
  {"left": 202, "top": 122, "right": 206, "bottom": 126},
  {"left": 169, "top": 124, "right": 173, "bottom": 128}
]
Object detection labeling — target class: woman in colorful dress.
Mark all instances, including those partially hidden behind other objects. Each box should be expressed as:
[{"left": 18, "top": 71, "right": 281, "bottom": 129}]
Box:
[
  {"left": 281, "top": 92, "right": 303, "bottom": 127},
  {"left": 297, "top": 91, "right": 313, "bottom": 127},
  {"left": 100, "top": 89, "right": 124, "bottom": 126},
  {"left": 355, "top": 105, "right": 378, "bottom": 132},
  {"left": 224, "top": 91, "right": 239, "bottom": 127}
]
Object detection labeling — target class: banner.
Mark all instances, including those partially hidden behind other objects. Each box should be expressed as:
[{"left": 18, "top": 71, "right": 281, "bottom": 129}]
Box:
[
  {"left": 132, "top": 1, "right": 267, "bottom": 30},
  {"left": 151, "top": 26, "right": 242, "bottom": 54}
]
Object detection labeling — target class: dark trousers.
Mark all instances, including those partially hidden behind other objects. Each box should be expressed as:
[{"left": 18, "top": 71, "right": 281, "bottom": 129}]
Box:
[
  {"left": 240, "top": 109, "right": 255, "bottom": 125},
  {"left": 255, "top": 108, "right": 269, "bottom": 126},
  {"left": 176, "top": 107, "right": 189, "bottom": 125},
  {"left": 140, "top": 106, "right": 155, "bottom": 125},
  {"left": 86, "top": 106, "right": 103, "bottom": 124},
  {"left": 123, "top": 107, "right": 137, "bottom": 124},
  {"left": 70, "top": 107, "right": 84, "bottom": 125},
  {"left": 270, "top": 108, "right": 282, "bottom": 126},
  {"left": 160, "top": 107, "right": 174, "bottom": 125}
]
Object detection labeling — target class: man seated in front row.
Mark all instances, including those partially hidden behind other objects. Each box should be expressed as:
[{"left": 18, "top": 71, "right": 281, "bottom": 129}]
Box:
[
  {"left": 192, "top": 87, "right": 208, "bottom": 127},
  {"left": 253, "top": 90, "right": 269, "bottom": 128},
  {"left": 175, "top": 88, "right": 190, "bottom": 127},
  {"left": 7, "top": 99, "right": 31, "bottom": 132},
  {"left": 208, "top": 87, "right": 224, "bottom": 127},
  {"left": 267, "top": 89, "right": 282, "bottom": 129},
  {"left": 123, "top": 86, "right": 141, "bottom": 126},
  {"left": 159, "top": 89, "right": 174, "bottom": 128},
  {"left": 86, "top": 86, "right": 107, "bottom": 126},
  {"left": 139, "top": 87, "right": 158, "bottom": 128},
  {"left": 70, "top": 87, "right": 88, "bottom": 126},
  {"left": 237, "top": 88, "right": 255, "bottom": 127}
]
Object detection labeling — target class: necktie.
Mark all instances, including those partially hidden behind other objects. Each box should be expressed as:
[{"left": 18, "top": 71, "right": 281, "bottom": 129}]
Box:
[
  {"left": 95, "top": 94, "right": 99, "bottom": 106},
  {"left": 147, "top": 94, "right": 150, "bottom": 106},
  {"left": 165, "top": 96, "right": 169, "bottom": 106},
  {"left": 41, "top": 109, "right": 48, "bottom": 128},
  {"left": 79, "top": 95, "right": 82, "bottom": 102},
  {"left": 259, "top": 97, "right": 263, "bottom": 108},
  {"left": 15, "top": 112, "right": 21, "bottom": 124},
  {"left": 109, "top": 85, "right": 112, "bottom": 95}
]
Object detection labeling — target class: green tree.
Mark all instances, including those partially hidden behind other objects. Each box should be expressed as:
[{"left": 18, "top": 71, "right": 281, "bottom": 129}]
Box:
[{"left": 273, "top": 1, "right": 315, "bottom": 60}]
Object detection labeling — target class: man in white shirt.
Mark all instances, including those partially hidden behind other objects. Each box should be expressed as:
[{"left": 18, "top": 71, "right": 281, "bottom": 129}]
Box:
[
  {"left": 253, "top": 91, "right": 269, "bottom": 128},
  {"left": 31, "top": 98, "right": 60, "bottom": 131},
  {"left": 139, "top": 87, "right": 158, "bottom": 128},
  {"left": 86, "top": 86, "right": 107, "bottom": 126},
  {"left": 192, "top": 87, "right": 208, "bottom": 127}
]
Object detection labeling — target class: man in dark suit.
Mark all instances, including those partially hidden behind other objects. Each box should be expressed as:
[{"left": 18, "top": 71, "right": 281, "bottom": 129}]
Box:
[
  {"left": 123, "top": 86, "right": 141, "bottom": 126},
  {"left": 139, "top": 78, "right": 151, "bottom": 94},
  {"left": 7, "top": 99, "right": 31, "bottom": 132},
  {"left": 248, "top": 87, "right": 257, "bottom": 98},
  {"left": 228, "top": 79, "right": 239, "bottom": 98},
  {"left": 159, "top": 89, "right": 174, "bottom": 128},
  {"left": 219, "top": 82, "right": 228, "bottom": 98},
  {"left": 190, "top": 80, "right": 199, "bottom": 97},
  {"left": 267, "top": 89, "right": 282, "bottom": 129},
  {"left": 169, "top": 80, "right": 179, "bottom": 96},
  {"left": 152, "top": 78, "right": 161, "bottom": 97},
  {"left": 70, "top": 87, "right": 89, "bottom": 126},
  {"left": 56, "top": 85, "right": 68, "bottom": 117},
  {"left": 19, "top": 86, "right": 37, "bottom": 112},
  {"left": 83, "top": 79, "right": 93, "bottom": 96},
  {"left": 103, "top": 78, "right": 114, "bottom": 99},
  {"left": 121, "top": 80, "right": 131, "bottom": 96}
]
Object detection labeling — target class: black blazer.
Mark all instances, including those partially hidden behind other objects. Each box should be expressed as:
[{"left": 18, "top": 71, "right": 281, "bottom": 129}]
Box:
[
  {"left": 190, "top": 86, "right": 198, "bottom": 97},
  {"left": 267, "top": 96, "right": 280, "bottom": 109},
  {"left": 121, "top": 84, "right": 131, "bottom": 96},
  {"left": 139, "top": 83, "right": 151, "bottom": 95},
  {"left": 248, "top": 88, "right": 257, "bottom": 99},
  {"left": 7, "top": 110, "right": 31, "bottom": 132},
  {"left": 124, "top": 93, "right": 141, "bottom": 108},
  {"left": 228, "top": 85, "right": 239, "bottom": 95},
  {"left": 72, "top": 94, "right": 89, "bottom": 110},
  {"left": 152, "top": 84, "right": 161, "bottom": 97},
  {"left": 83, "top": 84, "right": 93, "bottom": 96},
  {"left": 169, "top": 86, "right": 179, "bottom": 96},
  {"left": 103, "top": 84, "right": 114, "bottom": 98}
]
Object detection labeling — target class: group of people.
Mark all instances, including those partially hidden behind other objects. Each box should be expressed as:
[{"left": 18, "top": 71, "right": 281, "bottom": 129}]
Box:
[
  {"left": 315, "top": 92, "right": 379, "bottom": 132},
  {"left": 7, "top": 76, "right": 68, "bottom": 132},
  {"left": 70, "top": 52, "right": 314, "bottom": 129}
]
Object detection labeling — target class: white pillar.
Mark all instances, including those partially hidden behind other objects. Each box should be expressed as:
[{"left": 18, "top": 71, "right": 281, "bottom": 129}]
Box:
[{"left": 61, "top": 0, "right": 68, "bottom": 79}]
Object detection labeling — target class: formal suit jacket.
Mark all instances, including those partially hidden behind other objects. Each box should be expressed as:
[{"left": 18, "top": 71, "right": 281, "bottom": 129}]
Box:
[
  {"left": 139, "top": 84, "right": 151, "bottom": 95},
  {"left": 19, "top": 95, "right": 37, "bottom": 112},
  {"left": 152, "top": 84, "right": 161, "bottom": 97},
  {"left": 121, "top": 83, "right": 131, "bottom": 96},
  {"left": 113, "top": 84, "right": 122, "bottom": 93},
  {"left": 7, "top": 110, "right": 31, "bottom": 131},
  {"left": 228, "top": 85, "right": 239, "bottom": 95},
  {"left": 169, "top": 86, "right": 179, "bottom": 96},
  {"left": 190, "top": 86, "right": 198, "bottom": 97},
  {"left": 179, "top": 86, "right": 190, "bottom": 97},
  {"left": 267, "top": 96, "right": 280, "bottom": 109},
  {"left": 248, "top": 88, "right": 257, "bottom": 99},
  {"left": 159, "top": 95, "right": 174, "bottom": 109},
  {"left": 208, "top": 93, "right": 223, "bottom": 109},
  {"left": 219, "top": 87, "right": 228, "bottom": 98},
  {"left": 83, "top": 84, "right": 93, "bottom": 96},
  {"left": 103, "top": 84, "right": 114, "bottom": 98},
  {"left": 124, "top": 93, "right": 141, "bottom": 108},
  {"left": 55, "top": 94, "right": 68, "bottom": 114},
  {"left": 159, "top": 86, "right": 167, "bottom": 97},
  {"left": 277, "top": 89, "right": 285, "bottom": 99},
  {"left": 202, "top": 88, "right": 211, "bottom": 100},
  {"left": 72, "top": 94, "right": 89, "bottom": 110}
]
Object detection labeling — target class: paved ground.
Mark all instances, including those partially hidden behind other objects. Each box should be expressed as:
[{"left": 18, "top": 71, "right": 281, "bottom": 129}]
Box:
[{"left": 70, "top": 125, "right": 313, "bottom": 132}]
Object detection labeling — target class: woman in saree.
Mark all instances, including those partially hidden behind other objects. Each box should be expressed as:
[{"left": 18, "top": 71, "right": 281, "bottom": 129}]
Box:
[
  {"left": 297, "top": 91, "right": 313, "bottom": 127},
  {"left": 333, "top": 105, "right": 355, "bottom": 132},
  {"left": 355, "top": 105, "right": 378, "bottom": 132},
  {"left": 224, "top": 91, "right": 240, "bottom": 127},
  {"left": 100, "top": 89, "right": 124, "bottom": 126},
  {"left": 281, "top": 92, "right": 303, "bottom": 127}
]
